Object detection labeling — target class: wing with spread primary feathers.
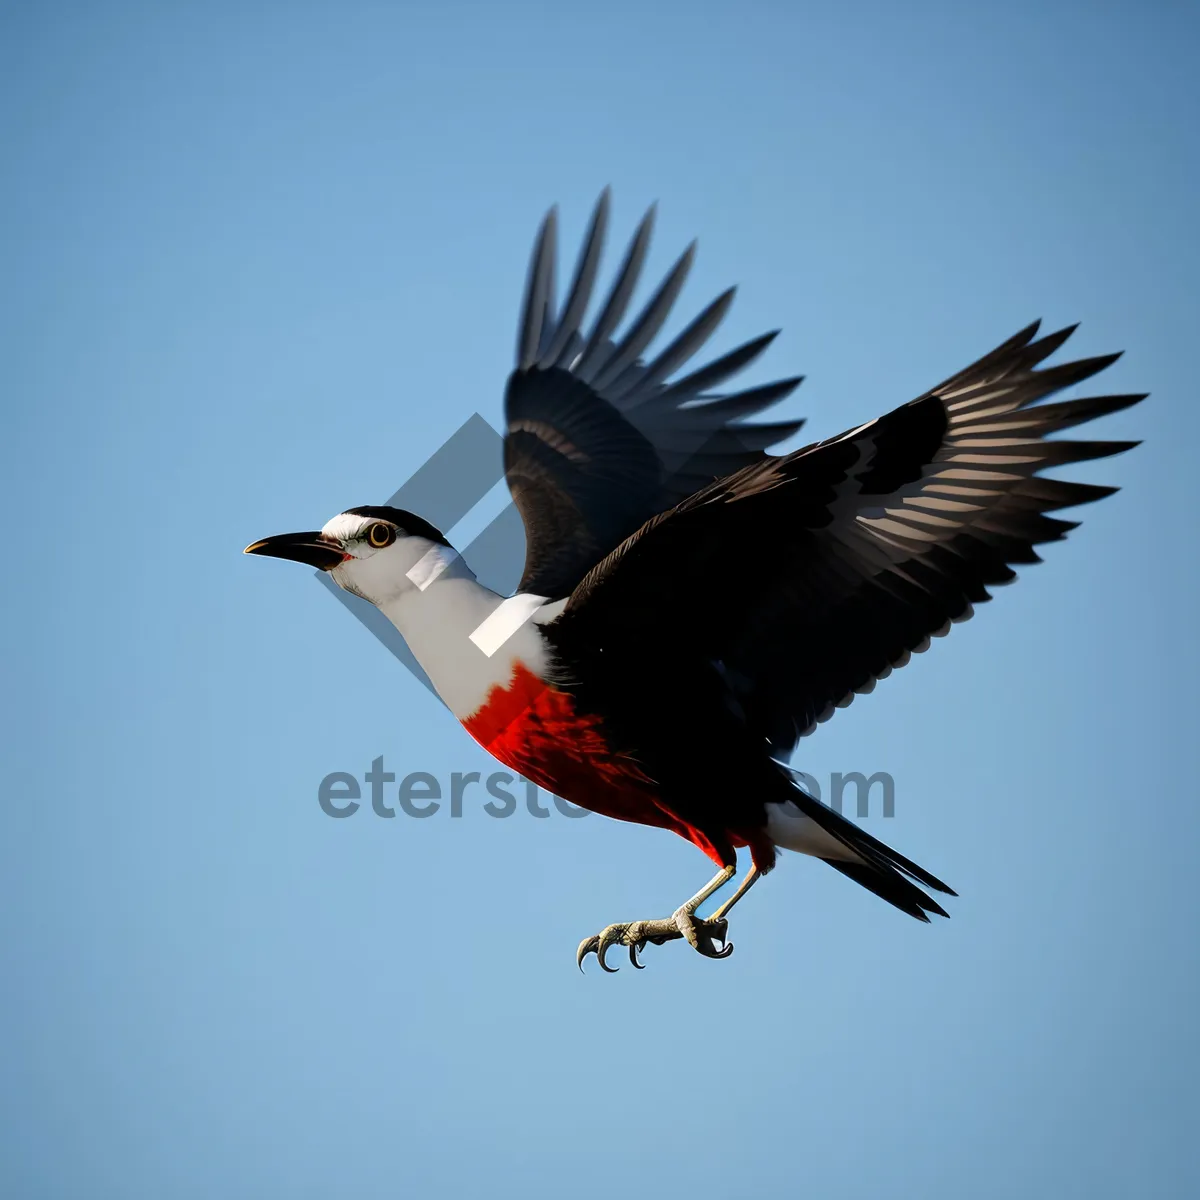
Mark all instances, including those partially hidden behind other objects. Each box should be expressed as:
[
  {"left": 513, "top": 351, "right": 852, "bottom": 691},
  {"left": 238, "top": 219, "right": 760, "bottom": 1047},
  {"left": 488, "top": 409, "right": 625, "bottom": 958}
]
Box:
[
  {"left": 555, "top": 320, "right": 1144, "bottom": 754},
  {"left": 503, "top": 190, "right": 805, "bottom": 598}
]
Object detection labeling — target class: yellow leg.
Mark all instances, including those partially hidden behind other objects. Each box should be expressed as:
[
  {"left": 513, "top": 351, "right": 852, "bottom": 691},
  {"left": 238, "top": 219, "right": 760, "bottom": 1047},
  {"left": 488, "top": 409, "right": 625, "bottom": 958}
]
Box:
[
  {"left": 681, "top": 864, "right": 737, "bottom": 917},
  {"left": 709, "top": 864, "right": 760, "bottom": 923}
]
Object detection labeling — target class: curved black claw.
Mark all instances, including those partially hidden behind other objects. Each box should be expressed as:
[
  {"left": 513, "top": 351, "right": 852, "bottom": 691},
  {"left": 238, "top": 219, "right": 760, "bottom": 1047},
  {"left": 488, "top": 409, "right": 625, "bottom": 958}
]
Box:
[
  {"left": 595, "top": 925, "right": 625, "bottom": 973},
  {"left": 687, "top": 916, "right": 733, "bottom": 959},
  {"left": 576, "top": 924, "right": 633, "bottom": 973},
  {"left": 576, "top": 921, "right": 633, "bottom": 969},
  {"left": 576, "top": 941, "right": 592, "bottom": 973},
  {"left": 576, "top": 934, "right": 605, "bottom": 973},
  {"left": 697, "top": 929, "right": 734, "bottom": 959}
]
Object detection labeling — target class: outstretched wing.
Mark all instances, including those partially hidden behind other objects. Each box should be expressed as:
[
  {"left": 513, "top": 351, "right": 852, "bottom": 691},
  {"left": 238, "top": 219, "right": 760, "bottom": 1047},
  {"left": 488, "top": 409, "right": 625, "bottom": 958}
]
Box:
[
  {"left": 504, "top": 189, "right": 805, "bottom": 598},
  {"left": 554, "top": 320, "right": 1144, "bottom": 754}
]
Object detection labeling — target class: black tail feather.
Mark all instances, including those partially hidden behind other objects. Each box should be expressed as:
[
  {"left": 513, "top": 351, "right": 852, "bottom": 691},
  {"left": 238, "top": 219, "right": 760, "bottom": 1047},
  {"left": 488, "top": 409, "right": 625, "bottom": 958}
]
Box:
[
  {"left": 822, "top": 859, "right": 950, "bottom": 922},
  {"left": 781, "top": 772, "right": 956, "bottom": 921}
]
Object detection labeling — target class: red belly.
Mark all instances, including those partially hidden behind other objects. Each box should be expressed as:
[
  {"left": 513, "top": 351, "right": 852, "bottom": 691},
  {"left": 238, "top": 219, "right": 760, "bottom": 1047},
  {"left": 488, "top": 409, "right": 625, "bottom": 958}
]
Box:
[{"left": 461, "top": 662, "right": 739, "bottom": 865}]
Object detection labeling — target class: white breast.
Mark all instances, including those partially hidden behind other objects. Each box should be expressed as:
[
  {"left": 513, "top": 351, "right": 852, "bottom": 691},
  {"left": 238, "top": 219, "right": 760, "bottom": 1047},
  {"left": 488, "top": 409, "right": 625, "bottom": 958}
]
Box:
[{"left": 378, "top": 576, "right": 555, "bottom": 719}]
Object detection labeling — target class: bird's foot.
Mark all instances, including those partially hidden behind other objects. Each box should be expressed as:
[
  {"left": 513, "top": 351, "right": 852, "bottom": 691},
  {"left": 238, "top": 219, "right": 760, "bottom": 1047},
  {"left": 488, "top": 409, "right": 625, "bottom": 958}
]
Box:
[{"left": 576, "top": 908, "right": 733, "bottom": 972}]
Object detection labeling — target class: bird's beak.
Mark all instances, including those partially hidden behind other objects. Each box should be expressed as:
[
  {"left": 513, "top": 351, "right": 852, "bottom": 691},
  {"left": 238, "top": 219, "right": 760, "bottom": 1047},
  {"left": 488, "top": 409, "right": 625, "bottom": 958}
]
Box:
[{"left": 243, "top": 532, "right": 345, "bottom": 571}]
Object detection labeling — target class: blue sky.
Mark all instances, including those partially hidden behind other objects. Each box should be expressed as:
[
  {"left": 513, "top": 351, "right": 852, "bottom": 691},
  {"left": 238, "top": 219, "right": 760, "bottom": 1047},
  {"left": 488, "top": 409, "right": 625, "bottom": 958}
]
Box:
[{"left": 3, "top": 2, "right": 1198, "bottom": 1197}]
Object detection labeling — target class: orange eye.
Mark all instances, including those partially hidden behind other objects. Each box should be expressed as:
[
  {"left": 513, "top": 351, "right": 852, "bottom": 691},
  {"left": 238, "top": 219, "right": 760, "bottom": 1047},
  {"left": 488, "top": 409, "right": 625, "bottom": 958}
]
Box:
[{"left": 367, "top": 523, "right": 393, "bottom": 548}]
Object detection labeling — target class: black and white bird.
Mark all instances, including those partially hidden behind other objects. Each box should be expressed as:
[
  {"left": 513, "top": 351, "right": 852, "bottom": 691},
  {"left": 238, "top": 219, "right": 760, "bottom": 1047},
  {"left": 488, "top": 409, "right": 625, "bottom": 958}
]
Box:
[{"left": 246, "top": 190, "right": 1143, "bottom": 971}]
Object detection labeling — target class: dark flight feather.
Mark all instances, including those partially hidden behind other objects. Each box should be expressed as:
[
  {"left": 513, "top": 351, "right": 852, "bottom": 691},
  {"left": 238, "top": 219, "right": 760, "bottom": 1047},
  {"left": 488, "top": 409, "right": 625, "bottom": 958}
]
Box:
[{"left": 504, "top": 192, "right": 805, "bottom": 598}]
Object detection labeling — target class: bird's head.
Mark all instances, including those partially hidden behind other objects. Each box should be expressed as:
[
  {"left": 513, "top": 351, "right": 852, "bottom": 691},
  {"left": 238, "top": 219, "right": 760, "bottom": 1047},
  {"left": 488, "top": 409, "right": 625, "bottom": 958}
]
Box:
[{"left": 244, "top": 505, "right": 457, "bottom": 606}]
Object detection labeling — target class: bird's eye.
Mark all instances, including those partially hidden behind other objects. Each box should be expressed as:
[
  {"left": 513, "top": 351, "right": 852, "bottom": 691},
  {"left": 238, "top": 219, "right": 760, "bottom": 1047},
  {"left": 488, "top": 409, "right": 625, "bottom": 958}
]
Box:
[{"left": 367, "top": 523, "right": 394, "bottom": 548}]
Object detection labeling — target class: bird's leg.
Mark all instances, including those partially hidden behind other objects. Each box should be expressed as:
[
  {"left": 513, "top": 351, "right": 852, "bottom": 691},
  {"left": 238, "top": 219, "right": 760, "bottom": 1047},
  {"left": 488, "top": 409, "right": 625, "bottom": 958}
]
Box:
[
  {"left": 708, "top": 863, "right": 760, "bottom": 923},
  {"left": 576, "top": 864, "right": 736, "bottom": 973}
]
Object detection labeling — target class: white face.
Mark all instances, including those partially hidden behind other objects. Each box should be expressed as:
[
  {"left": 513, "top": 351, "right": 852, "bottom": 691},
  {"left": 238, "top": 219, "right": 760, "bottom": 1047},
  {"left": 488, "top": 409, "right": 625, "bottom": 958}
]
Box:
[{"left": 323, "top": 512, "right": 457, "bottom": 606}]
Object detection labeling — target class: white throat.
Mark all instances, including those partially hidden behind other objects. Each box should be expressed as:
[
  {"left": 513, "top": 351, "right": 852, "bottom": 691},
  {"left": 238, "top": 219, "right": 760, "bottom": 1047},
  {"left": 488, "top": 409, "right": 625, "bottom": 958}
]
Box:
[{"left": 376, "top": 566, "right": 553, "bottom": 719}]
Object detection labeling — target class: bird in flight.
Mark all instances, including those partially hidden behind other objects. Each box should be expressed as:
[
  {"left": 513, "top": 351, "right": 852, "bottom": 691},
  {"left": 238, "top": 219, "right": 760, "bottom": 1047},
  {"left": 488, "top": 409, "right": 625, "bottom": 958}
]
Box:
[{"left": 246, "top": 190, "right": 1143, "bottom": 971}]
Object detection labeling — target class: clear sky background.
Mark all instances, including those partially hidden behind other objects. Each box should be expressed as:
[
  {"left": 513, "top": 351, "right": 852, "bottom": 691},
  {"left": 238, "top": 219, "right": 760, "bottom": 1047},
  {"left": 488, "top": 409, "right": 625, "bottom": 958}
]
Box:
[{"left": 3, "top": 2, "right": 1198, "bottom": 1197}]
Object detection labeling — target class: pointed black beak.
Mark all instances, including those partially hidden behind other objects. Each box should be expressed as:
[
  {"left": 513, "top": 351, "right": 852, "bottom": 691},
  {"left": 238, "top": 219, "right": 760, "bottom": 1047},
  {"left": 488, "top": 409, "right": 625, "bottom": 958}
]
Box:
[{"left": 243, "top": 532, "right": 345, "bottom": 571}]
